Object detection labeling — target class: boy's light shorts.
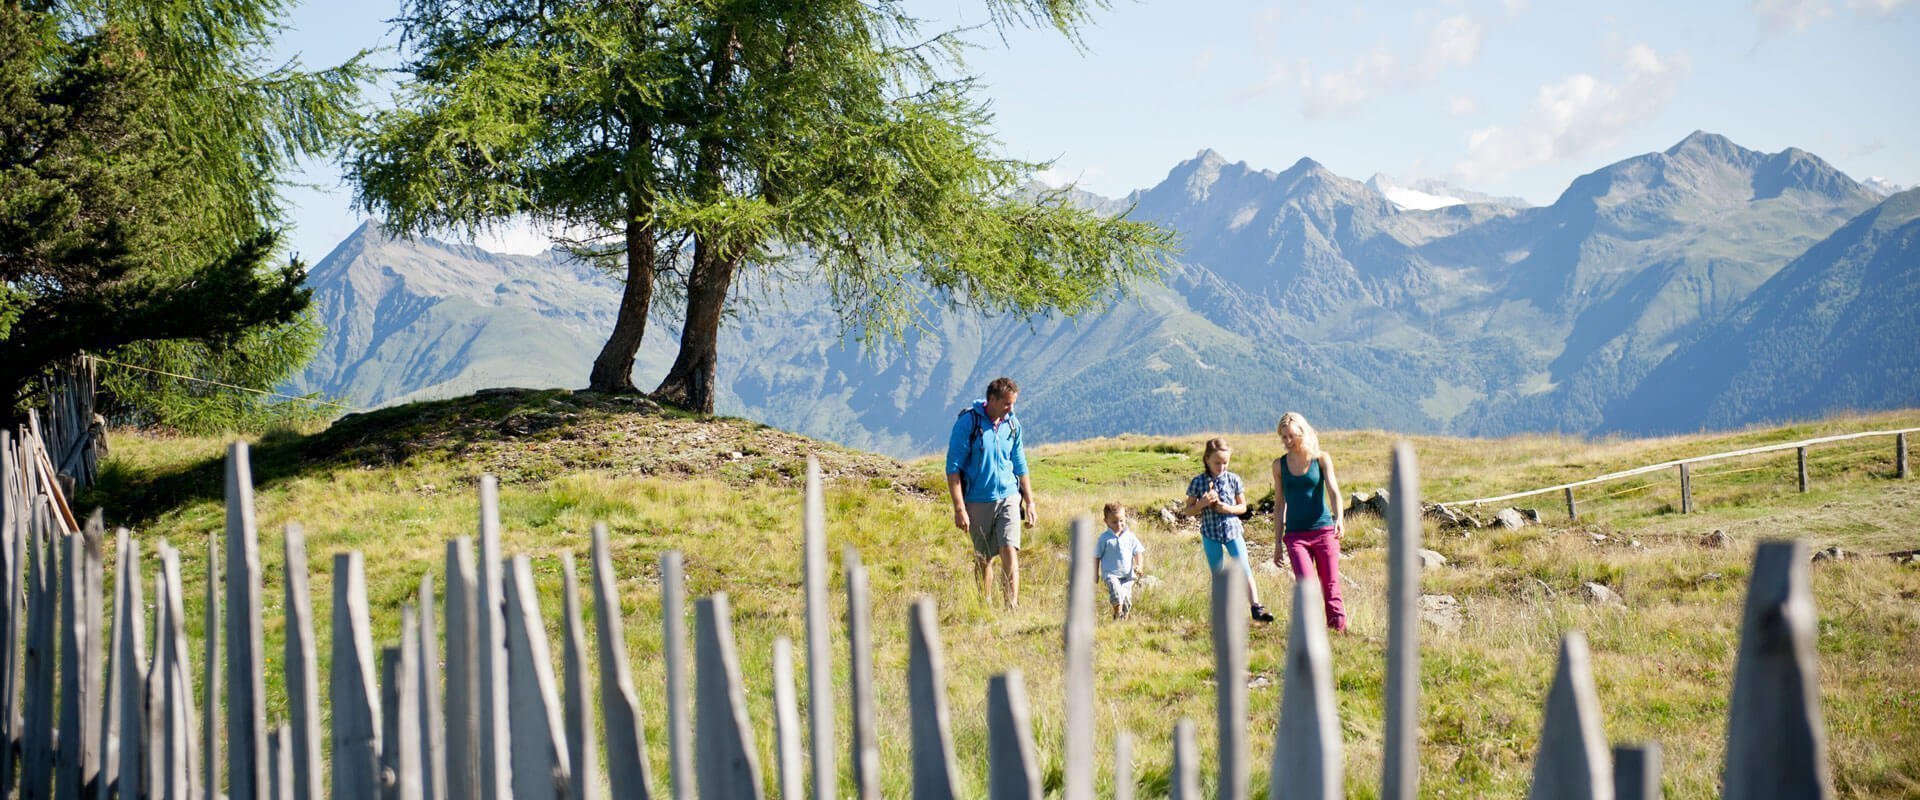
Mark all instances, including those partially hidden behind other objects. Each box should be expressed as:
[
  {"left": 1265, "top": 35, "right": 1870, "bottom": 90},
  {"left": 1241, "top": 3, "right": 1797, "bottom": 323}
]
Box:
[
  {"left": 966, "top": 497, "right": 1021, "bottom": 560},
  {"left": 1104, "top": 575, "right": 1136, "bottom": 607}
]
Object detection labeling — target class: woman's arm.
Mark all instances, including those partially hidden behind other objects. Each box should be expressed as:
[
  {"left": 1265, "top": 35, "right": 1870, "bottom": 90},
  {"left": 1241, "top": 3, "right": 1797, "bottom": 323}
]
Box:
[{"left": 1322, "top": 452, "right": 1344, "bottom": 536}]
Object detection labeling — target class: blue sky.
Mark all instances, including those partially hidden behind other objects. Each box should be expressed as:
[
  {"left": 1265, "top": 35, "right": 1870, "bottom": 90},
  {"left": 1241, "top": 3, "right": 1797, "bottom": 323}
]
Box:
[{"left": 273, "top": 0, "right": 1919, "bottom": 261}]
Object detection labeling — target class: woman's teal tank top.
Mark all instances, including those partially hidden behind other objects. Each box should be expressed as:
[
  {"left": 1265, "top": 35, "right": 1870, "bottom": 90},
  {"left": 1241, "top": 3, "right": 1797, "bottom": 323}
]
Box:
[{"left": 1279, "top": 455, "right": 1335, "bottom": 533}]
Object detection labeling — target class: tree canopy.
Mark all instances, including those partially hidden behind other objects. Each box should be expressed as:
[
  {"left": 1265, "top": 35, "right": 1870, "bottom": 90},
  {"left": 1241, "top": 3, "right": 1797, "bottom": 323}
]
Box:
[
  {"left": 353, "top": 0, "right": 1174, "bottom": 412},
  {"left": 0, "top": 0, "right": 368, "bottom": 427}
]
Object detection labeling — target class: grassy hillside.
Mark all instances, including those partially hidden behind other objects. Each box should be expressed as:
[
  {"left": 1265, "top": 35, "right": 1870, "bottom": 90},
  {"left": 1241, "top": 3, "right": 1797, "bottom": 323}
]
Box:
[{"left": 81, "top": 397, "right": 1920, "bottom": 798}]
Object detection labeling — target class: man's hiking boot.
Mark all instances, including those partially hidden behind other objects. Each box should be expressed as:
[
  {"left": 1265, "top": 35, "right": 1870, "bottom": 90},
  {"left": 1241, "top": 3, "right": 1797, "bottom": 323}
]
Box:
[{"left": 1250, "top": 603, "right": 1275, "bottom": 623}]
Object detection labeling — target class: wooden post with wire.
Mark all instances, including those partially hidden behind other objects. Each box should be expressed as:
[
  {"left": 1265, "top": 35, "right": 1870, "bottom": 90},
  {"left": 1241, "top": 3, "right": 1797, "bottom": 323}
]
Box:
[
  {"left": 1564, "top": 487, "right": 1577, "bottom": 521},
  {"left": 1898, "top": 433, "right": 1909, "bottom": 479},
  {"left": 1797, "top": 447, "right": 1809, "bottom": 493},
  {"left": 1679, "top": 464, "right": 1693, "bottom": 514}
]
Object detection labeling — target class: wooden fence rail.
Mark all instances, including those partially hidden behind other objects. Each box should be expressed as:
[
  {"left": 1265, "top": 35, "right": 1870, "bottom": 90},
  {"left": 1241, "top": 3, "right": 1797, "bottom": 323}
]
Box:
[
  {"left": 1439, "top": 425, "right": 1919, "bottom": 514},
  {"left": 0, "top": 425, "right": 1839, "bottom": 799}
]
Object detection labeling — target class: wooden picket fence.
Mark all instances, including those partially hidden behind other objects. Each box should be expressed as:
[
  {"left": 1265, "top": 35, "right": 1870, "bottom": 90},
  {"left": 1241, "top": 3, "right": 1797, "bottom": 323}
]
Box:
[{"left": 0, "top": 429, "right": 1835, "bottom": 798}]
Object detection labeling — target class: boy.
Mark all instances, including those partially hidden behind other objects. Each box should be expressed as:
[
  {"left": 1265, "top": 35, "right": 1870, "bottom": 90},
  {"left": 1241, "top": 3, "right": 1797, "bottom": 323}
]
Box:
[{"left": 1095, "top": 503, "right": 1147, "bottom": 619}]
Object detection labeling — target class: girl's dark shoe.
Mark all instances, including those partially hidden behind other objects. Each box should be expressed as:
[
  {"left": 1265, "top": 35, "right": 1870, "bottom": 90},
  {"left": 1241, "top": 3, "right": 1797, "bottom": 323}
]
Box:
[{"left": 1250, "top": 603, "right": 1275, "bottom": 623}]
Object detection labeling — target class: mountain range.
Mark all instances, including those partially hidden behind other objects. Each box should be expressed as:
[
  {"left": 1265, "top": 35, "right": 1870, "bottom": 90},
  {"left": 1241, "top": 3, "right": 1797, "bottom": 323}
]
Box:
[{"left": 292, "top": 131, "right": 1919, "bottom": 456}]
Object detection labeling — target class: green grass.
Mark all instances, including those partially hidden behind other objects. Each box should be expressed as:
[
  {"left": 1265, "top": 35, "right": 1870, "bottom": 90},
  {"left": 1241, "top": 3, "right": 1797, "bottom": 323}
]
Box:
[{"left": 75, "top": 404, "right": 1920, "bottom": 798}]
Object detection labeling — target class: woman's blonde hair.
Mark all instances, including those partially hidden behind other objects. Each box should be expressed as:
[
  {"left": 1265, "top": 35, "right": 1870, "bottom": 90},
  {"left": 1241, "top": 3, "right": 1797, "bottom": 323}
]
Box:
[
  {"left": 1276, "top": 412, "right": 1322, "bottom": 457},
  {"left": 1202, "top": 437, "right": 1233, "bottom": 470}
]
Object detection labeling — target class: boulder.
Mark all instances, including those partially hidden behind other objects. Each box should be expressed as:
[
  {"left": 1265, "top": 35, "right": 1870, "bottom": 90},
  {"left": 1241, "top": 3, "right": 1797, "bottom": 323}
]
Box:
[
  {"left": 1582, "top": 582, "right": 1625, "bottom": 607},
  {"left": 1522, "top": 508, "right": 1542, "bottom": 524},
  {"left": 1496, "top": 508, "right": 1528, "bottom": 529},
  {"left": 1346, "top": 491, "right": 1374, "bottom": 516},
  {"left": 1700, "top": 529, "right": 1730, "bottom": 549},
  {"left": 1811, "top": 546, "right": 1848, "bottom": 563},
  {"left": 1418, "top": 594, "right": 1463, "bottom": 632},
  {"left": 1367, "top": 489, "right": 1392, "bottom": 517},
  {"left": 1416, "top": 549, "right": 1448, "bottom": 571}
]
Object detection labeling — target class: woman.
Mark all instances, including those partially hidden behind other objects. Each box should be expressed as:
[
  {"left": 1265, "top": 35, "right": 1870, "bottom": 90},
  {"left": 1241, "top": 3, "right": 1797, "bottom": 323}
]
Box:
[
  {"left": 1183, "top": 437, "right": 1275, "bottom": 623},
  {"left": 1270, "top": 412, "right": 1347, "bottom": 632}
]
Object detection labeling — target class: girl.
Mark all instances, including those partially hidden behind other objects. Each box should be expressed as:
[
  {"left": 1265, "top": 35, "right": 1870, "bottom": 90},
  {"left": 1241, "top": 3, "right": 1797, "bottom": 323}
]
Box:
[
  {"left": 1183, "top": 438, "right": 1275, "bottom": 623},
  {"left": 1271, "top": 412, "right": 1347, "bottom": 632}
]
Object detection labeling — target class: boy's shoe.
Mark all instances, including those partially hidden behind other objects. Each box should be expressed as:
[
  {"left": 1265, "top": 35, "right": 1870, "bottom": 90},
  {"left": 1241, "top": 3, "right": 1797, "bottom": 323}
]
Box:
[
  {"left": 1120, "top": 601, "right": 1132, "bottom": 619},
  {"left": 1250, "top": 603, "right": 1275, "bottom": 623}
]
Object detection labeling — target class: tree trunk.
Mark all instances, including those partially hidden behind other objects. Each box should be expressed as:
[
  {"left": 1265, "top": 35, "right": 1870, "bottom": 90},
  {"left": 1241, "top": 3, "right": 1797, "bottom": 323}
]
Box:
[
  {"left": 587, "top": 154, "right": 657, "bottom": 393},
  {"left": 651, "top": 237, "right": 737, "bottom": 413}
]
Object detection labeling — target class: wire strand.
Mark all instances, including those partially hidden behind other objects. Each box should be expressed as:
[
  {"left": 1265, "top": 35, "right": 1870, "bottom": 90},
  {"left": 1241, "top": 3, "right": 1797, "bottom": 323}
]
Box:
[{"left": 86, "top": 355, "right": 356, "bottom": 412}]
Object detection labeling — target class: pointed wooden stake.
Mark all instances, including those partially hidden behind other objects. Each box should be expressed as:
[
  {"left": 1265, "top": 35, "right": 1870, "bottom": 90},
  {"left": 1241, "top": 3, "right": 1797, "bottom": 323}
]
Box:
[
  {"left": 1723, "top": 540, "right": 1832, "bottom": 800},
  {"left": 1272, "top": 579, "right": 1342, "bottom": 800},
  {"left": 1527, "top": 632, "right": 1612, "bottom": 800}
]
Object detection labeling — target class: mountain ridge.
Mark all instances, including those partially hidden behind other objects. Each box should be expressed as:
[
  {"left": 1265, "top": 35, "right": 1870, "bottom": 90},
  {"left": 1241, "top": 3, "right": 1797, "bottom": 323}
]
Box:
[{"left": 294, "top": 131, "right": 1914, "bottom": 456}]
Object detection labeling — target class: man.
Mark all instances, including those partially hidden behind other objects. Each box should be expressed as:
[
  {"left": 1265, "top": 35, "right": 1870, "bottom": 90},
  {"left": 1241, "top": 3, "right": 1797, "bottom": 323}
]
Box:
[{"left": 945, "top": 376, "right": 1036, "bottom": 609}]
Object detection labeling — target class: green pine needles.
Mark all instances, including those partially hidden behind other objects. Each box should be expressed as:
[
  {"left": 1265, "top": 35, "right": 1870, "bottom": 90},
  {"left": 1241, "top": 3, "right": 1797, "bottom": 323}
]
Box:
[{"left": 0, "top": 0, "right": 372, "bottom": 431}]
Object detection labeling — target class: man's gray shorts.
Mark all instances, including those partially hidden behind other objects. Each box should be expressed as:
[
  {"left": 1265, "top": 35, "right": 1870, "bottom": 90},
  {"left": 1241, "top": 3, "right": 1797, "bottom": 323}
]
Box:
[{"left": 966, "top": 497, "right": 1022, "bottom": 560}]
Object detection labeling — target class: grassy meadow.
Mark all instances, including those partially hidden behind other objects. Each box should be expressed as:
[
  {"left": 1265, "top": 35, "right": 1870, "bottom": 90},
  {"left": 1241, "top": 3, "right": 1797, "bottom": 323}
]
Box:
[{"left": 79, "top": 397, "right": 1920, "bottom": 798}]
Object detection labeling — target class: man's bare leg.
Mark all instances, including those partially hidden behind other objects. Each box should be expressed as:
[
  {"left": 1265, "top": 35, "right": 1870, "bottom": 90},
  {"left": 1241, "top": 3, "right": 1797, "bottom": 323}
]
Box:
[{"left": 1001, "top": 545, "right": 1020, "bottom": 609}]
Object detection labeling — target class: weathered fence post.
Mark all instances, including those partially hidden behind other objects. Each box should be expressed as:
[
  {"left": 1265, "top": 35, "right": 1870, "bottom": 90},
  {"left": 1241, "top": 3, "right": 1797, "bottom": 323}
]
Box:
[
  {"left": 1679, "top": 463, "right": 1693, "bottom": 514},
  {"left": 908, "top": 599, "right": 960, "bottom": 800},
  {"left": 845, "top": 548, "right": 881, "bottom": 800},
  {"left": 560, "top": 554, "right": 601, "bottom": 800},
  {"left": 1113, "top": 731, "right": 1135, "bottom": 800},
  {"left": 1723, "top": 540, "right": 1832, "bottom": 800},
  {"left": 693, "top": 593, "right": 763, "bottom": 800},
  {"left": 1797, "top": 447, "right": 1809, "bottom": 493},
  {"left": 1381, "top": 442, "right": 1422, "bottom": 800},
  {"left": 477, "top": 476, "right": 512, "bottom": 800},
  {"left": 772, "top": 638, "right": 805, "bottom": 800},
  {"left": 381, "top": 608, "right": 424, "bottom": 800},
  {"left": 156, "top": 543, "right": 203, "bottom": 800},
  {"left": 103, "top": 528, "right": 147, "bottom": 800},
  {"left": 1527, "top": 632, "right": 1612, "bottom": 800},
  {"left": 1612, "top": 744, "right": 1662, "bottom": 800},
  {"left": 23, "top": 496, "right": 58, "bottom": 800},
  {"left": 0, "top": 431, "right": 24, "bottom": 799},
  {"left": 986, "top": 671, "right": 1039, "bottom": 800},
  {"left": 590, "top": 526, "right": 654, "bottom": 800},
  {"left": 803, "top": 458, "right": 836, "bottom": 800},
  {"left": 417, "top": 576, "right": 446, "bottom": 800},
  {"left": 1272, "top": 578, "right": 1341, "bottom": 800},
  {"left": 284, "top": 524, "right": 323, "bottom": 800},
  {"left": 503, "top": 556, "right": 572, "bottom": 800},
  {"left": 226, "top": 442, "right": 269, "bottom": 800},
  {"left": 1897, "top": 433, "right": 1909, "bottom": 479},
  {"left": 1565, "top": 487, "right": 1577, "bottom": 521},
  {"left": 661, "top": 550, "right": 691, "bottom": 800},
  {"left": 332, "top": 552, "right": 384, "bottom": 800},
  {"left": 270, "top": 725, "right": 295, "bottom": 800},
  {"left": 1170, "top": 719, "right": 1200, "bottom": 800},
  {"left": 203, "top": 531, "right": 220, "bottom": 800},
  {"left": 1212, "top": 561, "right": 1249, "bottom": 800},
  {"left": 58, "top": 512, "right": 104, "bottom": 800},
  {"left": 1063, "top": 516, "right": 1097, "bottom": 800},
  {"left": 444, "top": 538, "right": 480, "bottom": 800}
]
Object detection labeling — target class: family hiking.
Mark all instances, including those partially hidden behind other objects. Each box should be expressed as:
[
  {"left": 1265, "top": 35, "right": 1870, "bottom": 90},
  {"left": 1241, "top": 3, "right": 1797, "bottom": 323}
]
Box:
[{"left": 944, "top": 378, "right": 1347, "bottom": 630}]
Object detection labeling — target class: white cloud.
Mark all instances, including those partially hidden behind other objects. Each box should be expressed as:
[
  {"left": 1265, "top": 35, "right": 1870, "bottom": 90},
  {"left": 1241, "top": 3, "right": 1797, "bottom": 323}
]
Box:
[
  {"left": 1751, "top": 0, "right": 1909, "bottom": 38},
  {"left": 1751, "top": 0, "right": 1833, "bottom": 32},
  {"left": 1846, "top": 0, "right": 1909, "bottom": 13},
  {"left": 1297, "top": 14, "right": 1485, "bottom": 117},
  {"left": 1449, "top": 95, "right": 1480, "bottom": 116},
  {"left": 1453, "top": 44, "right": 1691, "bottom": 183},
  {"left": 1422, "top": 15, "right": 1485, "bottom": 71}
]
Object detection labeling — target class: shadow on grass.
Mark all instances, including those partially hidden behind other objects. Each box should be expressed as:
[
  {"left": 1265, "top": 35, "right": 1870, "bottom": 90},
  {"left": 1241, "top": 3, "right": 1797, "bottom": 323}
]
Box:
[{"left": 78, "top": 388, "right": 654, "bottom": 526}]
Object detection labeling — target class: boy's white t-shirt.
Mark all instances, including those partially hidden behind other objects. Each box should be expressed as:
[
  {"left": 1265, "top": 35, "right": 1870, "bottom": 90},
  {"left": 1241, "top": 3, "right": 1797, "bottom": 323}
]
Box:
[{"left": 1096, "top": 527, "right": 1145, "bottom": 579}]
